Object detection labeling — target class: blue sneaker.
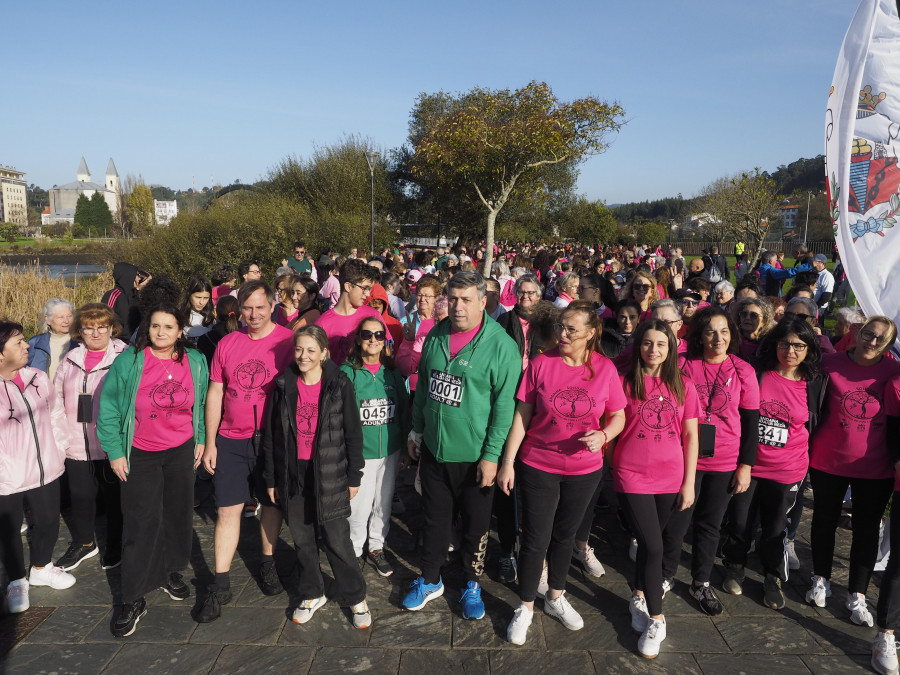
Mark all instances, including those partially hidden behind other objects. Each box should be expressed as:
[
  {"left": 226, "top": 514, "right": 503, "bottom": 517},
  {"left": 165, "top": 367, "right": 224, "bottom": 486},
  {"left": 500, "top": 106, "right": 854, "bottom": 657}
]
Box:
[
  {"left": 460, "top": 580, "right": 485, "bottom": 620},
  {"left": 401, "top": 576, "right": 444, "bottom": 611}
]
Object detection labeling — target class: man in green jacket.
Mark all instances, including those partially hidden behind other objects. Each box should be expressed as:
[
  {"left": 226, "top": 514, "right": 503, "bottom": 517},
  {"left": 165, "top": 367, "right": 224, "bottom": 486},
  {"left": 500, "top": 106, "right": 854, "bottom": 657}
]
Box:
[{"left": 401, "top": 271, "right": 520, "bottom": 620}]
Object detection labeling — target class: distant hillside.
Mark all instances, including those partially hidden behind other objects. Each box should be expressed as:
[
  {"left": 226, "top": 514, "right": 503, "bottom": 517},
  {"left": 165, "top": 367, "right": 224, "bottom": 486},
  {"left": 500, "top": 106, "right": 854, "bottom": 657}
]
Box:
[{"left": 610, "top": 155, "right": 826, "bottom": 223}]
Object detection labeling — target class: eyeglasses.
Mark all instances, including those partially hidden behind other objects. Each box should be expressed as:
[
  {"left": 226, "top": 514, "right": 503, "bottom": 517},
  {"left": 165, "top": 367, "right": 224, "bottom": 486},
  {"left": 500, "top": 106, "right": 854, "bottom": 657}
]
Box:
[
  {"left": 417, "top": 294, "right": 437, "bottom": 301},
  {"left": 350, "top": 283, "right": 373, "bottom": 295},
  {"left": 659, "top": 318, "right": 681, "bottom": 326},
  {"left": 553, "top": 323, "right": 584, "bottom": 337},
  {"left": 517, "top": 290, "right": 538, "bottom": 297},
  {"left": 777, "top": 341, "right": 808, "bottom": 352},
  {"left": 784, "top": 311, "right": 815, "bottom": 323},
  {"left": 360, "top": 330, "right": 386, "bottom": 342},
  {"left": 681, "top": 299, "right": 699, "bottom": 306},
  {"left": 859, "top": 329, "right": 888, "bottom": 344},
  {"left": 295, "top": 250, "right": 306, "bottom": 255},
  {"left": 82, "top": 325, "right": 110, "bottom": 335},
  {"left": 632, "top": 284, "right": 652, "bottom": 291},
  {"left": 739, "top": 311, "right": 762, "bottom": 319}
]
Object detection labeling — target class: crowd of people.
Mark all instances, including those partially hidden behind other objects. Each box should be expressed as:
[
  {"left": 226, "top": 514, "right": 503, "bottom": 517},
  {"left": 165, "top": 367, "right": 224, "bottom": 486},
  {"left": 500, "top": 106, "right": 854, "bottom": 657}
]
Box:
[{"left": 2, "top": 238, "right": 899, "bottom": 672}]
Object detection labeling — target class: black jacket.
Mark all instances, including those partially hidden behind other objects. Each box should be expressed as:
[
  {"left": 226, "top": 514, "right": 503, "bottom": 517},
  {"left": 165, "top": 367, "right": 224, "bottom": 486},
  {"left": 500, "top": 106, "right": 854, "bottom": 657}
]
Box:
[
  {"left": 101, "top": 263, "right": 142, "bottom": 335},
  {"left": 260, "top": 359, "right": 364, "bottom": 524},
  {"left": 497, "top": 306, "right": 542, "bottom": 369}
]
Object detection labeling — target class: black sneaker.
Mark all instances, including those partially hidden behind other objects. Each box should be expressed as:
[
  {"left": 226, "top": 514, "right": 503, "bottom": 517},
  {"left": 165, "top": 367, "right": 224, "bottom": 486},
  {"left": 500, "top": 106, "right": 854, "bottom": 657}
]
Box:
[
  {"left": 498, "top": 554, "right": 517, "bottom": 584},
  {"left": 259, "top": 561, "right": 283, "bottom": 596},
  {"left": 366, "top": 549, "right": 394, "bottom": 577},
  {"left": 763, "top": 574, "right": 785, "bottom": 610},
  {"left": 55, "top": 542, "right": 99, "bottom": 571},
  {"left": 159, "top": 572, "right": 190, "bottom": 600},
  {"left": 112, "top": 597, "right": 147, "bottom": 637},
  {"left": 690, "top": 581, "right": 723, "bottom": 616},
  {"left": 101, "top": 550, "right": 122, "bottom": 570},
  {"left": 194, "top": 585, "right": 232, "bottom": 623}
]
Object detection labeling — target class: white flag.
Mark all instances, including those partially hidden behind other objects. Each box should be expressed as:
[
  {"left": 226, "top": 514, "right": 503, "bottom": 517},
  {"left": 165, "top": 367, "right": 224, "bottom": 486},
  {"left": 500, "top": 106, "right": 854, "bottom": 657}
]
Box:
[{"left": 826, "top": 0, "right": 900, "bottom": 328}]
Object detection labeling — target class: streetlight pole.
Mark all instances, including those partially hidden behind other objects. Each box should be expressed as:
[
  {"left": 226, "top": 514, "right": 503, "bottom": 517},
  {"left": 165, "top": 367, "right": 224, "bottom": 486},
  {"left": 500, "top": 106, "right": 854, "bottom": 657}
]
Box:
[
  {"left": 365, "top": 150, "right": 379, "bottom": 260},
  {"left": 803, "top": 191, "right": 811, "bottom": 246}
]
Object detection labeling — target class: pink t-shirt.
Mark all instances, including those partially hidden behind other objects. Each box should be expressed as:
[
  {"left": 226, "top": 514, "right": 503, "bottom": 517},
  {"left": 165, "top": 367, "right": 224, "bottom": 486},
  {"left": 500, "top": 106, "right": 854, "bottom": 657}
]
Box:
[
  {"left": 315, "top": 306, "right": 383, "bottom": 365},
  {"left": 132, "top": 350, "right": 195, "bottom": 452},
  {"left": 613, "top": 375, "right": 700, "bottom": 494},
  {"left": 810, "top": 351, "right": 900, "bottom": 480},
  {"left": 11, "top": 373, "right": 24, "bottom": 391},
  {"left": 296, "top": 379, "right": 321, "bottom": 460},
  {"left": 210, "top": 324, "right": 295, "bottom": 439},
  {"left": 364, "top": 363, "right": 381, "bottom": 375},
  {"left": 517, "top": 350, "right": 627, "bottom": 475},
  {"left": 449, "top": 322, "right": 482, "bottom": 358},
  {"left": 755, "top": 371, "right": 809, "bottom": 484},
  {"left": 519, "top": 317, "right": 532, "bottom": 372},
  {"left": 276, "top": 306, "right": 299, "bottom": 327},
  {"left": 84, "top": 350, "right": 105, "bottom": 373},
  {"left": 681, "top": 356, "right": 759, "bottom": 472}
]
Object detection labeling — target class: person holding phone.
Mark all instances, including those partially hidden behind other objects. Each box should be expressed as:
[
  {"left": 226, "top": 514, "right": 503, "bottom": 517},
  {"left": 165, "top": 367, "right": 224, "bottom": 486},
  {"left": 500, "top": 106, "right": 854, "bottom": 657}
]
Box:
[{"left": 661, "top": 307, "right": 759, "bottom": 617}]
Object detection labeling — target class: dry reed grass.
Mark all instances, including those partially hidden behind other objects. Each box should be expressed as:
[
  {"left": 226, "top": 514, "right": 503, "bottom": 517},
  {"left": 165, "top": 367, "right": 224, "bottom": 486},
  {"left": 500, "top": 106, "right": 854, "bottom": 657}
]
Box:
[{"left": 0, "top": 263, "right": 113, "bottom": 338}]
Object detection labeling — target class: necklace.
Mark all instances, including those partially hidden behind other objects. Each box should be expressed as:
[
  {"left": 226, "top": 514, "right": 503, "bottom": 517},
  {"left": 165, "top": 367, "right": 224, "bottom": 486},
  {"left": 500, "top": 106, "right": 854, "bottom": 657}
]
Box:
[
  {"left": 153, "top": 350, "right": 175, "bottom": 380},
  {"left": 645, "top": 373, "right": 665, "bottom": 401}
]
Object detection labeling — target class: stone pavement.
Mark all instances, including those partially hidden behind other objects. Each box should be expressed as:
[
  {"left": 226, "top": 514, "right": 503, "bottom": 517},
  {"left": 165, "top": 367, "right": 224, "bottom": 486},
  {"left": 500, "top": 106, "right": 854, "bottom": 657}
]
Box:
[{"left": 0, "top": 474, "right": 883, "bottom": 674}]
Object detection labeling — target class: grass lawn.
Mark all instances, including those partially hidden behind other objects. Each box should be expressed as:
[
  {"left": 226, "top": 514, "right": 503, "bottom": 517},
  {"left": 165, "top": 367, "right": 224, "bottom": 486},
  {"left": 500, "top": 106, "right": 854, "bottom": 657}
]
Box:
[{"left": 0, "top": 237, "right": 113, "bottom": 250}]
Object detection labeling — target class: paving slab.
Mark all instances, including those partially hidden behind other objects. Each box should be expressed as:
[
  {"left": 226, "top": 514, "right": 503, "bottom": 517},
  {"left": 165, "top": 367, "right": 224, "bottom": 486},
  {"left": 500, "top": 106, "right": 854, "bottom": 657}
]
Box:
[
  {"left": 308, "top": 646, "right": 401, "bottom": 673},
  {"left": 102, "top": 643, "right": 222, "bottom": 673}
]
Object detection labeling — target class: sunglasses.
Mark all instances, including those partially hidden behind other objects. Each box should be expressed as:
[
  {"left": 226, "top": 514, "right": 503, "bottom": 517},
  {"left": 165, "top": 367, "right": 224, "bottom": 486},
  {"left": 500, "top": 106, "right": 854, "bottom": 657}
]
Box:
[{"left": 360, "top": 330, "right": 386, "bottom": 341}]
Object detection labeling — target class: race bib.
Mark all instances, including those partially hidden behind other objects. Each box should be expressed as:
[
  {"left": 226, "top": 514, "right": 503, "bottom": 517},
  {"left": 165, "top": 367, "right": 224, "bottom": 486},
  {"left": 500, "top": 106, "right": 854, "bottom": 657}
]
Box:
[
  {"left": 360, "top": 397, "right": 396, "bottom": 426},
  {"left": 758, "top": 416, "right": 788, "bottom": 448},
  {"left": 429, "top": 369, "right": 463, "bottom": 407}
]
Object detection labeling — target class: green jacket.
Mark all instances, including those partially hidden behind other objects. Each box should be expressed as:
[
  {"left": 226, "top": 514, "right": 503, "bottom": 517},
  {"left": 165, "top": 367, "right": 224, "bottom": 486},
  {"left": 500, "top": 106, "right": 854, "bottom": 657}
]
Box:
[
  {"left": 412, "top": 312, "right": 520, "bottom": 463},
  {"left": 97, "top": 346, "right": 209, "bottom": 470},
  {"left": 340, "top": 361, "right": 411, "bottom": 460}
]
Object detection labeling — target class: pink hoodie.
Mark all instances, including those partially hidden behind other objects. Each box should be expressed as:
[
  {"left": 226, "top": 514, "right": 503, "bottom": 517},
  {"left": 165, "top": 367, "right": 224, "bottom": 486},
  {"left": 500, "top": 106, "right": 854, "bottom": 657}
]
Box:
[
  {"left": 0, "top": 367, "right": 68, "bottom": 495},
  {"left": 53, "top": 339, "right": 128, "bottom": 461}
]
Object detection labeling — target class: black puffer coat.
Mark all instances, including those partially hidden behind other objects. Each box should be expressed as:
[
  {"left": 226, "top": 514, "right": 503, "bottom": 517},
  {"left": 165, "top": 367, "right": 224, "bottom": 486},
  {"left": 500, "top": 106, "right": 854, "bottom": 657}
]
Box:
[{"left": 261, "top": 359, "right": 364, "bottom": 524}]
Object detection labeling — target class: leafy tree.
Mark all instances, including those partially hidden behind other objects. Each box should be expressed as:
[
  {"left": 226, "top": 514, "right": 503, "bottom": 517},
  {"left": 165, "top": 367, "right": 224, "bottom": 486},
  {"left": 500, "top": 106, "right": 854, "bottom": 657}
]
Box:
[
  {"left": 89, "top": 192, "right": 113, "bottom": 234},
  {"left": 556, "top": 198, "right": 617, "bottom": 244},
  {"left": 410, "top": 81, "right": 625, "bottom": 273},
  {"left": 698, "top": 177, "right": 739, "bottom": 243},
  {"left": 0, "top": 222, "right": 18, "bottom": 242},
  {"left": 73, "top": 194, "right": 92, "bottom": 236},
  {"left": 125, "top": 184, "right": 156, "bottom": 237},
  {"left": 27, "top": 184, "right": 49, "bottom": 209},
  {"left": 709, "top": 169, "right": 781, "bottom": 265},
  {"left": 636, "top": 221, "right": 670, "bottom": 245},
  {"left": 150, "top": 186, "right": 176, "bottom": 201}
]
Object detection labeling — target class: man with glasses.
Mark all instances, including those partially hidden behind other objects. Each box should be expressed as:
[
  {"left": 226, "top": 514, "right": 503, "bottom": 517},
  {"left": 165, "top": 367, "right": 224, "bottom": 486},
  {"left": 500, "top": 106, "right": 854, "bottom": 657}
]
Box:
[
  {"left": 315, "top": 258, "right": 382, "bottom": 365},
  {"left": 674, "top": 289, "right": 703, "bottom": 337},
  {"left": 284, "top": 241, "right": 317, "bottom": 281}
]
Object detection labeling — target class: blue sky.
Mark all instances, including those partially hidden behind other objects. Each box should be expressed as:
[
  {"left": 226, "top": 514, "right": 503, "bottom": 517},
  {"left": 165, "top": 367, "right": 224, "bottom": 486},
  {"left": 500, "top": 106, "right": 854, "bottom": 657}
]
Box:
[{"left": 6, "top": 0, "right": 854, "bottom": 204}]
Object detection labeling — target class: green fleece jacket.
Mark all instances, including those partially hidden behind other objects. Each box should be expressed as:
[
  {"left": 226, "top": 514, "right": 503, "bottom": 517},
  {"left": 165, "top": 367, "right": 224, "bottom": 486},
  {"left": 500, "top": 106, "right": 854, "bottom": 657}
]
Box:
[
  {"left": 97, "top": 346, "right": 209, "bottom": 470},
  {"left": 340, "top": 361, "right": 411, "bottom": 459},
  {"left": 412, "top": 311, "right": 520, "bottom": 463}
]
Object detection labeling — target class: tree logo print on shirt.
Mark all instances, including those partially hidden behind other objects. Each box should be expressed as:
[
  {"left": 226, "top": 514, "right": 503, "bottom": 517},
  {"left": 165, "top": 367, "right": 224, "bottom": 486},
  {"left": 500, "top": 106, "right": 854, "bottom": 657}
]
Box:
[
  {"left": 296, "top": 402, "right": 318, "bottom": 435},
  {"left": 760, "top": 400, "right": 791, "bottom": 423},
  {"left": 841, "top": 388, "right": 880, "bottom": 421},
  {"left": 695, "top": 383, "right": 730, "bottom": 414},
  {"left": 151, "top": 381, "right": 189, "bottom": 410},
  {"left": 638, "top": 397, "right": 677, "bottom": 430},
  {"left": 551, "top": 387, "right": 593, "bottom": 419},
  {"left": 234, "top": 359, "right": 270, "bottom": 391}
]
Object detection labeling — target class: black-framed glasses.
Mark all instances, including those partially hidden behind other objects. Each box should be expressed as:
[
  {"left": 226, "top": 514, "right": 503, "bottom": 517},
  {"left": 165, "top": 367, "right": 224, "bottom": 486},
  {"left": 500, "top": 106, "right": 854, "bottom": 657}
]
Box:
[
  {"left": 82, "top": 325, "right": 110, "bottom": 335},
  {"left": 360, "top": 330, "right": 386, "bottom": 341},
  {"left": 777, "top": 341, "right": 808, "bottom": 352},
  {"left": 632, "top": 284, "right": 652, "bottom": 291},
  {"left": 859, "top": 329, "right": 888, "bottom": 344},
  {"left": 350, "top": 283, "right": 373, "bottom": 295},
  {"left": 517, "top": 290, "right": 538, "bottom": 297},
  {"left": 295, "top": 250, "right": 306, "bottom": 255},
  {"left": 784, "top": 311, "right": 815, "bottom": 323},
  {"left": 681, "top": 299, "right": 699, "bottom": 306},
  {"left": 660, "top": 318, "right": 681, "bottom": 326}
]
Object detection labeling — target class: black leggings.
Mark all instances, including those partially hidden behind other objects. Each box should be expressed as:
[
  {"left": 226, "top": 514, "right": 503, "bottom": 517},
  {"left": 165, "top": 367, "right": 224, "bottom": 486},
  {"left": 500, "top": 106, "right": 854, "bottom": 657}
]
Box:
[
  {"left": 662, "top": 469, "right": 732, "bottom": 583},
  {"left": 809, "top": 467, "right": 893, "bottom": 594},
  {"left": 517, "top": 463, "right": 602, "bottom": 602},
  {"left": 618, "top": 492, "right": 677, "bottom": 617},
  {"left": 722, "top": 477, "right": 801, "bottom": 580},
  {"left": 65, "top": 458, "right": 123, "bottom": 553},
  {"left": 0, "top": 479, "right": 62, "bottom": 580},
  {"left": 876, "top": 493, "right": 900, "bottom": 629}
]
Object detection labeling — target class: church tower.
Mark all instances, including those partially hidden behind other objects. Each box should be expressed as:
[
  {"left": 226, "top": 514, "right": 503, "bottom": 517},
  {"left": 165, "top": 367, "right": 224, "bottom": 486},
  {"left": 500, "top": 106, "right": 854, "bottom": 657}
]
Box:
[
  {"left": 105, "top": 158, "right": 120, "bottom": 194},
  {"left": 76, "top": 157, "right": 90, "bottom": 182}
]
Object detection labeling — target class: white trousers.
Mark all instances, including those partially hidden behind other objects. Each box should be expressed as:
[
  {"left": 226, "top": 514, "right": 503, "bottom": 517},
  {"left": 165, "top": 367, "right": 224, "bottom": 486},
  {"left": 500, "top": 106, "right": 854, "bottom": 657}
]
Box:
[{"left": 349, "top": 452, "right": 400, "bottom": 557}]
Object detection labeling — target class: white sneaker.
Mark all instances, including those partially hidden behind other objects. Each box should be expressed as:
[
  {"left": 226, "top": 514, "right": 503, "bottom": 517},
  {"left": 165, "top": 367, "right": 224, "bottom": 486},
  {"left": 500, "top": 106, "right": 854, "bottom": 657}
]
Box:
[
  {"left": 506, "top": 605, "right": 534, "bottom": 645},
  {"left": 638, "top": 617, "right": 667, "bottom": 658},
  {"left": 6, "top": 578, "right": 29, "bottom": 613},
  {"left": 805, "top": 575, "right": 831, "bottom": 607},
  {"left": 543, "top": 591, "right": 583, "bottom": 630},
  {"left": 873, "top": 631, "right": 900, "bottom": 675},
  {"left": 630, "top": 594, "right": 649, "bottom": 633},
  {"left": 29, "top": 565, "right": 75, "bottom": 590},
  {"left": 848, "top": 594, "right": 874, "bottom": 627},
  {"left": 573, "top": 545, "right": 605, "bottom": 577},
  {"left": 536, "top": 564, "right": 549, "bottom": 599},
  {"left": 629, "top": 538, "right": 638, "bottom": 563},
  {"left": 785, "top": 539, "right": 800, "bottom": 571},
  {"left": 351, "top": 600, "right": 371, "bottom": 629},
  {"left": 292, "top": 595, "right": 327, "bottom": 624},
  {"left": 661, "top": 578, "right": 674, "bottom": 599}
]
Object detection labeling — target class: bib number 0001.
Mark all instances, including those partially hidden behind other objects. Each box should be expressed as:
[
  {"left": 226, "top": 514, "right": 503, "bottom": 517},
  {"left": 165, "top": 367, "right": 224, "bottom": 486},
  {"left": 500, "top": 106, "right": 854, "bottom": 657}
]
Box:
[{"left": 429, "top": 370, "right": 463, "bottom": 407}]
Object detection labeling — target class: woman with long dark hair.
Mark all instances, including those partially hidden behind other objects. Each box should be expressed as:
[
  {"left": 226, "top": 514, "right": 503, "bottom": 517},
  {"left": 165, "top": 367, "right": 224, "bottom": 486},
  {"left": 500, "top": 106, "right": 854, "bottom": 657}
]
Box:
[
  {"left": 614, "top": 319, "right": 699, "bottom": 659},
  {"left": 181, "top": 276, "right": 214, "bottom": 344},
  {"left": 498, "top": 301, "right": 626, "bottom": 645},
  {"left": 97, "top": 303, "right": 209, "bottom": 637}
]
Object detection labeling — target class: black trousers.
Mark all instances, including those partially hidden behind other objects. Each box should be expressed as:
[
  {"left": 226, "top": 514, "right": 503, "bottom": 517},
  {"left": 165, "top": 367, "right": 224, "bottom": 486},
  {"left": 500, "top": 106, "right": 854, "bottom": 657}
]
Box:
[
  {"left": 662, "top": 469, "right": 732, "bottom": 583},
  {"left": 517, "top": 463, "right": 602, "bottom": 602},
  {"left": 419, "top": 449, "right": 494, "bottom": 585},
  {"left": 876, "top": 493, "right": 900, "bottom": 629},
  {"left": 619, "top": 492, "right": 677, "bottom": 617},
  {"left": 284, "top": 459, "right": 366, "bottom": 606},
  {"left": 722, "top": 477, "right": 801, "bottom": 580},
  {"left": 809, "top": 467, "right": 893, "bottom": 594},
  {"left": 65, "top": 458, "right": 123, "bottom": 553},
  {"left": 0, "top": 479, "right": 61, "bottom": 579},
  {"left": 120, "top": 442, "right": 194, "bottom": 604},
  {"left": 492, "top": 485, "right": 517, "bottom": 556},
  {"left": 786, "top": 475, "right": 809, "bottom": 540}
]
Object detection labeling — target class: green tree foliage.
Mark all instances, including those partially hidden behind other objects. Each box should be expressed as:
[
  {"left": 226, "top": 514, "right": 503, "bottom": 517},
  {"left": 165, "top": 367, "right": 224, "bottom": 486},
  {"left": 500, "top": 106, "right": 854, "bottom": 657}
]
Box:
[
  {"left": 636, "top": 221, "right": 670, "bottom": 245},
  {"left": 769, "top": 156, "right": 825, "bottom": 196},
  {"left": 410, "top": 81, "right": 625, "bottom": 273},
  {"left": 611, "top": 194, "right": 695, "bottom": 224},
  {"left": 125, "top": 184, "right": 156, "bottom": 237},
  {"left": 73, "top": 194, "right": 92, "bottom": 235},
  {"left": 0, "top": 222, "right": 19, "bottom": 242},
  {"left": 27, "top": 184, "right": 49, "bottom": 209},
  {"left": 150, "top": 186, "right": 176, "bottom": 201},
  {"left": 706, "top": 169, "right": 782, "bottom": 265},
  {"left": 556, "top": 198, "right": 617, "bottom": 244},
  {"left": 73, "top": 193, "right": 114, "bottom": 237}
]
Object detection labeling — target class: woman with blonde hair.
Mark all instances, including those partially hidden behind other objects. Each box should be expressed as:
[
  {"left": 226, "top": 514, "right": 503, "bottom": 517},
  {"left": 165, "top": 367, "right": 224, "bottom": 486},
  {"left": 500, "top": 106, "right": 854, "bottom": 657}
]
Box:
[{"left": 623, "top": 270, "right": 660, "bottom": 319}]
